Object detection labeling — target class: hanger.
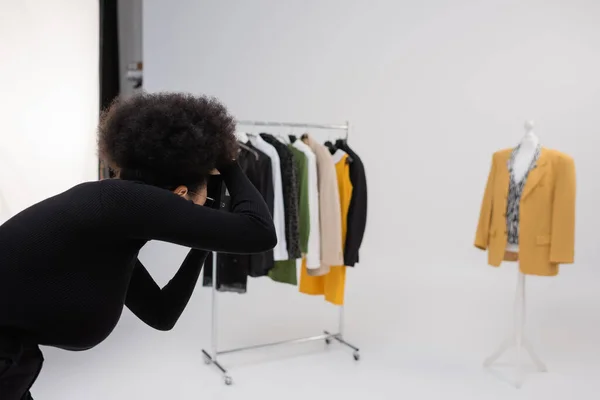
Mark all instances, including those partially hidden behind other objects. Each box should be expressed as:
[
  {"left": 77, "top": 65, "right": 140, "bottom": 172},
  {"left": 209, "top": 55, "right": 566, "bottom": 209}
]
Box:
[
  {"left": 332, "top": 136, "right": 353, "bottom": 163},
  {"left": 324, "top": 140, "right": 337, "bottom": 154},
  {"left": 276, "top": 133, "right": 290, "bottom": 144},
  {"left": 335, "top": 137, "right": 348, "bottom": 149},
  {"left": 287, "top": 126, "right": 297, "bottom": 143}
]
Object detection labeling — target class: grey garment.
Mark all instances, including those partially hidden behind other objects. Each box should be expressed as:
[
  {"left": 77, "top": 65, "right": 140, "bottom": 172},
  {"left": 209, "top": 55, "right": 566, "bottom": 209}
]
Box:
[
  {"left": 506, "top": 144, "right": 542, "bottom": 245},
  {"left": 260, "top": 134, "right": 301, "bottom": 259}
]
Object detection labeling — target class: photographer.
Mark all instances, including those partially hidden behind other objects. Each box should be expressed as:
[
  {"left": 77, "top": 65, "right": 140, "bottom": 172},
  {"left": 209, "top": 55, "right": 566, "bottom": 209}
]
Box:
[{"left": 0, "top": 93, "right": 277, "bottom": 399}]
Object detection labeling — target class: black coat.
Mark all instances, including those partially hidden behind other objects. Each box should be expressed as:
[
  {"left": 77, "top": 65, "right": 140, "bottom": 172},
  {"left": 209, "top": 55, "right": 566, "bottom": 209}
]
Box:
[{"left": 336, "top": 140, "right": 367, "bottom": 266}]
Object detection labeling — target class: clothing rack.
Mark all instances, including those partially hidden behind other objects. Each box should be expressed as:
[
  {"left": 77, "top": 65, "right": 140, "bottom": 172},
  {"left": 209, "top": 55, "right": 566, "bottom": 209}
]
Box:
[
  {"left": 236, "top": 119, "right": 350, "bottom": 138},
  {"left": 201, "top": 120, "right": 359, "bottom": 385}
]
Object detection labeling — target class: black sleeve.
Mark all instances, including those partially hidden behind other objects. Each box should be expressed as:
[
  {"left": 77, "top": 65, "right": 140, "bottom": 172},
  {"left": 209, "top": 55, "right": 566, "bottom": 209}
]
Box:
[
  {"left": 259, "top": 156, "right": 274, "bottom": 216},
  {"left": 125, "top": 249, "right": 207, "bottom": 331},
  {"left": 100, "top": 162, "right": 277, "bottom": 254},
  {"left": 344, "top": 150, "right": 368, "bottom": 266}
]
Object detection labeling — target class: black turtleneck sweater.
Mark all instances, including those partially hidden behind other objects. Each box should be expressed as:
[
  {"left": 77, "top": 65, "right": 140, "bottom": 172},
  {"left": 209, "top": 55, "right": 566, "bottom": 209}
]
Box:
[{"left": 0, "top": 162, "right": 276, "bottom": 350}]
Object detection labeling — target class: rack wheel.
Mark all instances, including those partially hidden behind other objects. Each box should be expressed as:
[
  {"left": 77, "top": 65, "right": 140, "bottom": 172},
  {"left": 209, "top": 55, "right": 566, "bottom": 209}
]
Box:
[
  {"left": 353, "top": 352, "right": 360, "bottom": 361},
  {"left": 203, "top": 355, "right": 211, "bottom": 365},
  {"left": 224, "top": 376, "right": 233, "bottom": 386},
  {"left": 325, "top": 338, "right": 331, "bottom": 345}
]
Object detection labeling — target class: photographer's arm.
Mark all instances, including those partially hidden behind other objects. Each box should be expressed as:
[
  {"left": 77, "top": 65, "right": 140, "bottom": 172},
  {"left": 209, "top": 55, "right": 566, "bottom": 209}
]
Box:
[
  {"left": 100, "top": 161, "right": 277, "bottom": 254},
  {"left": 125, "top": 250, "right": 208, "bottom": 331}
]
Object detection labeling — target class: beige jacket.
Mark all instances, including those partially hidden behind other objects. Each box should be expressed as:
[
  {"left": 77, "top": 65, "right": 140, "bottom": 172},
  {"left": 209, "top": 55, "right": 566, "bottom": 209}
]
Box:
[{"left": 304, "top": 135, "right": 344, "bottom": 275}]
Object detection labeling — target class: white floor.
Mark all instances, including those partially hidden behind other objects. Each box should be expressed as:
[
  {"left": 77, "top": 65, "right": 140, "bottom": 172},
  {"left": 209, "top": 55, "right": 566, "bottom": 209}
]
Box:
[{"left": 34, "top": 252, "right": 600, "bottom": 400}]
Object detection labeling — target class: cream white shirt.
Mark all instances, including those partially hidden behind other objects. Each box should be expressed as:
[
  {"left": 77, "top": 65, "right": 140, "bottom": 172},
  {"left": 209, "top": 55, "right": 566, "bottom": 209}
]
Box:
[
  {"left": 293, "top": 139, "right": 321, "bottom": 269},
  {"left": 249, "top": 135, "right": 289, "bottom": 260}
]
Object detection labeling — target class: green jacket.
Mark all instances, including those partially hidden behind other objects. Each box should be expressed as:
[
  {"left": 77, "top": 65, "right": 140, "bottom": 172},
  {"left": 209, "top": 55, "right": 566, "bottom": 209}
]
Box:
[{"left": 269, "top": 145, "right": 310, "bottom": 285}]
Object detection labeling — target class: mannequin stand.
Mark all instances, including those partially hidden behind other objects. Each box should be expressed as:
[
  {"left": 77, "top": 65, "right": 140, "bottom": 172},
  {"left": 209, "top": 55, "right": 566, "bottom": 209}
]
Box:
[{"left": 484, "top": 272, "right": 547, "bottom": 388}]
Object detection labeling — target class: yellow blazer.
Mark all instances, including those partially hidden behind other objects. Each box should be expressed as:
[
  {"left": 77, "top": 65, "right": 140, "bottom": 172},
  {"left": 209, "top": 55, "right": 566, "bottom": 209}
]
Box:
[{"left": 475, "top": 148, "right": 576, "bottom": 276}]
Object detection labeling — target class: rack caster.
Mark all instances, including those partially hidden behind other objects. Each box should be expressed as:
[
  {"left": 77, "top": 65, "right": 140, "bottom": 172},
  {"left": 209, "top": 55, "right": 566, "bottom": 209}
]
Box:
[
  {"left": 353, "top": 351, "right": 360, "bottom": 361},
  {"left": 224, "top": 376, "right": 233, "bottom": 386},
  {"left": 203, "top": 355, "right": 212, "bottom": 365},
  {"left": 325, "top": 337, "right": 332, "bottom": 345}
]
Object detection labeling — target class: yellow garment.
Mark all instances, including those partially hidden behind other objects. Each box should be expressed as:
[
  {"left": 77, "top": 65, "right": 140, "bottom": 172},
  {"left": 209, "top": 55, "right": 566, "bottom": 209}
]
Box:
[
  {"left": 300, "top": 152, "right": 353, "bottom": 305},
  {"left": 475, "top": 148, "right": 576, "bottom": 276}
]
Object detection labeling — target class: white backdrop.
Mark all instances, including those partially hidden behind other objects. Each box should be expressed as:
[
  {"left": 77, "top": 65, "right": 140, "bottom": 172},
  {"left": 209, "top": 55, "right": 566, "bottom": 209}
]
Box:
[
  {"left": 0, "top": 0, "right": 99, "bottom": 397},
  {"left": 28, "top": 0, "right": 600, "bottom": 399},
  {"left": 0, "top": 0, "right": 99, "bottom": 223}
]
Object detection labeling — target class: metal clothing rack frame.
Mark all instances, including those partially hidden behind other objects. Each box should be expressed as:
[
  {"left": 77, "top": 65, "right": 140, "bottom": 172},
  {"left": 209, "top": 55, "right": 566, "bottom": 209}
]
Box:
[{"left": 201, "top": 120, "right": 359, "bottom": 385}]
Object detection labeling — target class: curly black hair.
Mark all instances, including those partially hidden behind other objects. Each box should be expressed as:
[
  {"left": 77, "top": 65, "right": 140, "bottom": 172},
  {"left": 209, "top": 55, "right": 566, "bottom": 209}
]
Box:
[{"left": 98, "top": 92, "right": 238, "bottom": 192}]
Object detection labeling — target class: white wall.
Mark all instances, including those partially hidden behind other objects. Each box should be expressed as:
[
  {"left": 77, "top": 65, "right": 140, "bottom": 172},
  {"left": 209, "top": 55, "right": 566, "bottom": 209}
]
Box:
[
  {"left": 140, "top": 1, "right": 600, "bottom": 397},
  {"left": 0, "top": 1, "right": 99, "bottom": 398},
  {"left": 32, "top": 1, "right": 600, "bottom": 399},
  {"left": 0, "top": 0, "right": 99, "bottom": 223},
  {"left": 142, "top": 0, "right": 600, "bottom": 266}
]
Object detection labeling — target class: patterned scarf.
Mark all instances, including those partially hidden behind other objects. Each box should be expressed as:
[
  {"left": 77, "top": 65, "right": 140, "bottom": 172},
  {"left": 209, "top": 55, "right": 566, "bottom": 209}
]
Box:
[{"left": 505, "top": 144, "right": 542, "bottom": 245}]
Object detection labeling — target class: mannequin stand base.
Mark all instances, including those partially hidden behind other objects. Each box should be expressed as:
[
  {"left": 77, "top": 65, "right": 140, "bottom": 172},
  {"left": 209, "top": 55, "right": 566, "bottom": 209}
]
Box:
[
  {"left": 484, "top": 336, "right": 547, "bottom": 388},
  {"left": 484, "top": 270, "right": 547, "bottom": 388}
]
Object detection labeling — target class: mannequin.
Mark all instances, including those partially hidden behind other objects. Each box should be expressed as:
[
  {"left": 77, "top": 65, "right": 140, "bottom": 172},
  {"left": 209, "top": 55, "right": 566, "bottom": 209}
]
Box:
[
  {"left": 485, "top": 120, "right": 547, "bottom": 387},
  {"left": 505, "top": 120, "right": 540, "bottom": 254},
  {"left": 511, "top": 121, "right": 539, "bottom": 183}
]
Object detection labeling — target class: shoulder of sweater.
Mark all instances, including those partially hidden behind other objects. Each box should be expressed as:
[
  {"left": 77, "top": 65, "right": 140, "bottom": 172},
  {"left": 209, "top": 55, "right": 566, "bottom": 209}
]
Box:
[
  {"left": 268, "top": 140, "right": 295, "bottom": 159},
  {"left": 298, "top": 146, "right": 317, "bottom": 161},
  {"left": 288, "top": 145, "right": 307, "bottom": 157},
  {"left": 67, "top": 180, "right": 103, "bottom": 190},
  {"left": 97, "top": 179, "right": 192, "bottom": 218},
  {"left": 252, "top": 138, "right": 278, "bottom": 157},
  {"left": 98, "top": 178, "right": 174, "bottom": 198},
  {"left": 317, "top": 145, "right": 334, "bottom": 160},
  {"left": 41, "top": 180, "right": 103, "bottom": 202}
]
